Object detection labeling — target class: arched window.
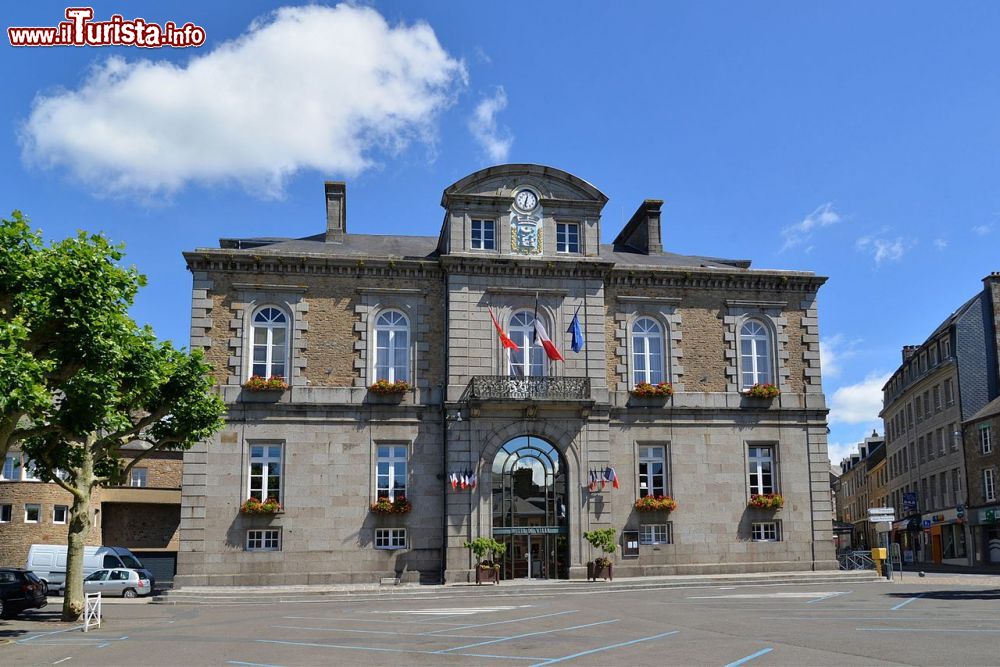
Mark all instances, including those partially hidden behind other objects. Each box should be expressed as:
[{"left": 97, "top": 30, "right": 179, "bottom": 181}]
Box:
[
  {"left": 740, "top": 319, "right": 772, "bottom": 387},
  {"left": 632, "top": 317, "right": 665, "bottom": 385},
  {"left": 373, "top": 310, "right": 409, "bottom": 382},
  {"left": 508, "top": 311, "right": 544, "bottom": 377},
  {"left": 251, "top": 306, "right": 288, "bottom": 379}
]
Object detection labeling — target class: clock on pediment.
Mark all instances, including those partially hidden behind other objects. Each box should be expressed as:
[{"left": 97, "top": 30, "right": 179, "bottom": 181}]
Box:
[{"left": 510, "top": 187, "right": 542, "bottom": 255}]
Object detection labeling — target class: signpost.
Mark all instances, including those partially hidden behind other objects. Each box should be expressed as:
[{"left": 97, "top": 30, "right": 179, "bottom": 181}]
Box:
[
  {"left": 867, "top": 507, "right": 896, "bottom": 523},
  {"left": 868, "top": 508, "right": 896, "bottom": 580}
]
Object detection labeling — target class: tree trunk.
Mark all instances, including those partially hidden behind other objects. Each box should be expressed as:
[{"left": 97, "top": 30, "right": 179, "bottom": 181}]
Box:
[{"left": 62, "top": 443, "right": 94, "bottom": 622}]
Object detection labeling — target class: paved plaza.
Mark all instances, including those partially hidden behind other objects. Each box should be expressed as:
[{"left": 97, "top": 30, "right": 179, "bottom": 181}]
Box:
[{"left": 2, "top": 575, "right": 1000, "bottom": 666}]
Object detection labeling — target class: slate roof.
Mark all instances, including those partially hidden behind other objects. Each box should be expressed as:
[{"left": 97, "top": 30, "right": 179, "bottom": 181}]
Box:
[
  {"left": 967, "top": 394, "right": 1000, "bottom": 423},
  {"left": 215, "top": 233, "right": 754, "bottom": 270}
]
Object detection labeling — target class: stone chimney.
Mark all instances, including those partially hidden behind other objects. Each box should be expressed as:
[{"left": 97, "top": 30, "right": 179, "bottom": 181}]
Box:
[
  {"left": 901, "top": 345, "right": 919, "bottom": 364},
  {"left": 612, "top": 200, "right": 663, "bottom": 254},
  {"left": 325, "top": 181, "right": 346, "bottom": 243}
]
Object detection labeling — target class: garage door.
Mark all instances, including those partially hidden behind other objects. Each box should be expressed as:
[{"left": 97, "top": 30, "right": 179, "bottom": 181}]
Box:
[{"left": 134, "top": 552, "right": 177, "bottom": 586}]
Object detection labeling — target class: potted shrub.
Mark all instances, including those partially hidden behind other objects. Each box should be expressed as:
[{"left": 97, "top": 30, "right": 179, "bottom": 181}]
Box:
[
  {"left": 240, "top": 497, "right": 283, "bottom": 514},
  {"left": 583, "top": 528, "right": 617, "bottom": 581},
  {"left": 634, "top": 495, "right": 677, "bottom": 513},
  {"left": 464, "top": 537, "right": 506, "bottom": 585},
  {"left": 744, "top": 383, "right": 780, "bottom": 400},
  {"left": 370, "top": 495, "right": 412, "bottom": 514},
  {"left": 748, "top": 493, "right": 784, "bottom": 510},
  {"left": 369, "top": 379, "right": 410, "bottom": 395},
  {"left": 242, "top": 375, "right": 289, "bottom": 392},
  {"left": 630, "top": 381, "right": 673, "bottom": 398}
]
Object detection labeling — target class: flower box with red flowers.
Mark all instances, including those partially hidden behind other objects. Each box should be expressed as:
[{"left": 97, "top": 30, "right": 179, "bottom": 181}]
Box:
[
  {"left": 368, "top": 379, "right": 410, "bottom": 395},
  {"left": 370, "top": 495, "right": 412, "bottom": 515},
  {"left": 748, "top": 493, "right": 784, "bottom": 510},
  {"left": 242, "top": 375, "right": 289, "bottom": 392},
  {"left": 629, "top": 382, "right": 674, "bottom": 398},
  {"left": 240, "top": 497, "right": 283, "bottom": 514},
  {"left": 634, "top": 495, "right": 678, "bottom": 513},
  {"left": 744, "top": 383, "right": 780, "bottom": 400}
]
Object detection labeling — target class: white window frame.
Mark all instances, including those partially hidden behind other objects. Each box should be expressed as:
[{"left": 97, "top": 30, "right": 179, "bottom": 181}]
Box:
[
  {"left": 24, "top": 503, "right": 41, "bottom": 523},
  {"left": 53, "top": 505, "right": 68, "bottom": 524},
  {"left": 739, "top": 319, "right": 773, "bottom": 388},
  {"left": 751, "top": 521, "right": 780, "bottom": 542},
  {"left": 250, "top": 306, "right": 290, "bottom": 380},
  {"left": 1, "top": 453, "right": 18, "bottom": 480},
  {"left": 376, "top": 445, "right": 408, "bottom": 501},
  {"left": 640, "top": 523, "right": 671, "bottom": 545},
  {"left": 508, "top": 310, "right": 545, "bottom": 377},
  {"left": 0, "top": 504, "right": 10, "bottom": 523},
  {"left": 248, "top": 443, "right": 283, "bottom": 503},
  {"left": 982, "top": 425, "right": 993, "bottom": 455},
  {"left": 631, "top": 317, "right": 665, "bottom": 385},
  {"left": 375, "top": 527, "right": 407, "bottom": 550},
  {"left": 944, "top": 379, "right": 954, "bottom": 406},
  {"left": 470, "top": 219, "right": 496, "bottom": 250},
  {"left": 984, "top": 468, "right": 997, "bottom": 503},
  {"left": 556, "top": 222, "right": 580, "bottom": 253},
  {"left": 373, "top": 309, "right": 410, "bottom": 383},
  {"left": 246, "top": 529, "right": 281, "bottom": 551},
  {"left": 748, "top": 445, "right": 776, "bottom": 496},
  {"left": 129, "top": 467, "right": 148, "bottom": 488},
  {"left": 638, "top": 445, "right": 667, "bottom": 498}
]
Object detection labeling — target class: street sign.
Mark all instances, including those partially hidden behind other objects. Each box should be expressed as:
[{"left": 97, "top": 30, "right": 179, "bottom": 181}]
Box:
[
  {"left": 868, "top": 507, "right": 895, "bottom": 523},
  {"left": 903, "top": 492, "right": 918, "bottom": 513},
  {"left": 868, "top": 507, "right": 894, "bottom": 515},
  {"left": 957, "top": 504, "right": 965, "bottom": 519}
]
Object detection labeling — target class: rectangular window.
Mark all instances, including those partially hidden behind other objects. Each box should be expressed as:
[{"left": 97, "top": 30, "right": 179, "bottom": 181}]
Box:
[
  {"left": 640, "top": 523, "right": 671, "bottom": 545},
  {"left": 982, "top": 425, "right": 994, "bottom": 455},
  {"left": 129, "top": 467, "right": 148, "bottom": 488},
  {"left": 1, "top": 454, "right": 18, "bottom": 480},
  {"left": 923, "top": 391, "right": 931, "bottom": 418},
  {"left": 0, "top": 505, "right": 10, "bottom": 522},
  {"left": 53, "top": 505, "right": 68, "bottom": 524},
  {"left": 906, "top": 404, "right": 913, "bottom": 429},
  {"left": 376, "top": 445, "right": 408, "bottom": 501},
  {"left": 984, "top": 469, "right": 997, "bottom": 503},
  {"left": 556, "top": 222, "right": 580, "bottom": 253},
  {"left": 470, "top": 219, "right": 495, "bottom": 250},
  {"left": 937, "top": 428, "right": 946, "bottom": 456},
  {"left": 915, "top": 397, "right": 922, "bottom": 423},
  {"left": 246, "top": 529, "right": 281, "bottom": 551},
  {"left": 375, "top": 527, "right": 407, "bottom": 549},
  {"left": 751, "top": 521, "right": 780, "bottom": 542},
  {"left": 21, "top": 458, "right": 41, "bottom": 482},
  {"left": 24, "top": 503, "right": 40, "bottom": 523},
  {"left": 249, "top": 443, "right": 283, "bottom": 503},
  {"left": 953, "top": 468, "right": 961, "bottom": 496},
  {"left": 942, "top": 338, "right": 951, "bottom": 358},
  {"left": 944, "top": 379, "right": 954, "bottom": 406},
  {"left": 748, "top": 445, "right": 776, "bottom": 496},
  {"left": 638, "top": 445, "right": 667, "bottom": 497},
  {"left": 933, "top": 386, "right": 941, "bottom": 411}
]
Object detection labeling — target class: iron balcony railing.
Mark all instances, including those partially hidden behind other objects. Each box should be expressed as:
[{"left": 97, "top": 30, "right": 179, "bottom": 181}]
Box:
[{"left": 469, "top": 376, "right": 591, "bottom": 401}]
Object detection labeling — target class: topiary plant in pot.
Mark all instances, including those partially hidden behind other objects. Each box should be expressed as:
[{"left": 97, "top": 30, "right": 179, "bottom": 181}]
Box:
[
  {"left": 464, "top": 537, "right": 507, "bottom": 585},
  {"left": 583, "top": 528, "right": 617, "bottom": 581}
]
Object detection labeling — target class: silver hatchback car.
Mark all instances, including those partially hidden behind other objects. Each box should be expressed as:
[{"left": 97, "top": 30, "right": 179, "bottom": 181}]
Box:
[{"left": 82, "top": 568, "right": 152, "bottom": 598}]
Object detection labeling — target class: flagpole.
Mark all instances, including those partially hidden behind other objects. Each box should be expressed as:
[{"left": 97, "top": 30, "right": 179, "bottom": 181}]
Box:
[{"left": 583, "top": 286, "right": 590, "bottom": 388}]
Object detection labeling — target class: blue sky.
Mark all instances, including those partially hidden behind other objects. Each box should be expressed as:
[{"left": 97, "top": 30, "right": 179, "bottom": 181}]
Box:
[{"left": 3, "top": 2, "right": 1000, "bottom": 465}]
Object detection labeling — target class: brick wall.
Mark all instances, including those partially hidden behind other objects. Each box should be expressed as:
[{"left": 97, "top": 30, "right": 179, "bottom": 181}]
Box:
[{"left": 966, "top": 414, "right": 1000, "bottom": 506}]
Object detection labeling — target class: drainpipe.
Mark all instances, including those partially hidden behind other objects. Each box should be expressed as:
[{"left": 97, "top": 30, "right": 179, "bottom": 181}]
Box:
[{"left": 440, "top": 270, "right": 450, "bottom": 585}]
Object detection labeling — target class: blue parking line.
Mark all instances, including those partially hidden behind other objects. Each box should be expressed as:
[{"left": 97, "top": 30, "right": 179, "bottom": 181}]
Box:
[
  {"left": 256, "top": 639, "right": 543, "bottom": 661},
  {"left": 724, "top": 647, "right": 773, "bottom": 667},
  {"left": 437, "top": 619, "right": 619, "bottom": 653},
  {"left": 891, "top": 594, "right": 923, "bottom": 610},
  {"left": 529, "top": 629, "right": 680, "bottom": 666},
  {"left": 228, "top": 661, "right": 287, "bottom": 667}
]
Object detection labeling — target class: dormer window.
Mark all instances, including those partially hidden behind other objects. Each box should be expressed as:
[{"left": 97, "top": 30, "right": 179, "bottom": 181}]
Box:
[
  {"left": 556, "top": 222, "right": 580, "bottom": 253},
  {"left": 471, "top": 219, "right": 495, "bottom": 250}
]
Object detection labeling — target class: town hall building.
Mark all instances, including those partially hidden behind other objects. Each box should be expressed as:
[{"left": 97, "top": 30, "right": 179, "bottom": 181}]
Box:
[{"left": 176, "top": 164, "right": 835, "bottom": 586}]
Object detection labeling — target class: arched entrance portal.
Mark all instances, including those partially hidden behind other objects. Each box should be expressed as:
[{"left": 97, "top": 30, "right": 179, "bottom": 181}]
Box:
[{"left": 491, "top": 436, "right": 569, "bottom": 579}]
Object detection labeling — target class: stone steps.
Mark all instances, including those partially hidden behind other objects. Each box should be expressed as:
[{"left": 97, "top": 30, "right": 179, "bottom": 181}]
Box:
[{"left": 153, "top": 570, "right": 881, "bottom": 604}]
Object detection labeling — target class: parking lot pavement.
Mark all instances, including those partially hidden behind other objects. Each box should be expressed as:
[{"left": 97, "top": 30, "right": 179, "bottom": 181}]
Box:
[{"left": 3, "top": 580, "right": 1000, "bottom": 666}]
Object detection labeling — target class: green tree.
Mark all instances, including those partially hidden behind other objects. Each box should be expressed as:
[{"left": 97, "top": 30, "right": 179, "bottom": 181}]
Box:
[{"left": 0, "top": 211, "right": 145, "bottom": 461}]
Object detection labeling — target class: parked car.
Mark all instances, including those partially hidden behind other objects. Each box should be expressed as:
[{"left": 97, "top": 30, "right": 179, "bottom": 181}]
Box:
[
  {"left": 0, "top": 568, "right": 48, "bottom": 618},
  {"left": 83, "top": 568, "right": 152, "bottom": 598},
  {"left": 26, "top": 544, "right": 156, "bottom": 595}
]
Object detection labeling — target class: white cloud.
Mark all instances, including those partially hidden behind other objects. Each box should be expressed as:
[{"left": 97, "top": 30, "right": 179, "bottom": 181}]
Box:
[
  {"left": 20, "top": 4, "right": 467, "bottom": 198},
  {"left": 829, "top": 372, "right": 891, "bottom": 425},
  {"left": 855, "top": 236, "right": 906, "bottom": 264},
  {"left": 468, "top": 86, "right": 512, "bottom": 162},
  {"left": 780, "top": 203, "right": 841, "bottom": 252},
  {"left": 972, "top": 224, "right": 993, "bottom": 236},
  {"left": 819, "top": 333, "right": 863, "bottom": 379},
  {"left": 933, "top": 238, "right": 948, "bottom": 250}
]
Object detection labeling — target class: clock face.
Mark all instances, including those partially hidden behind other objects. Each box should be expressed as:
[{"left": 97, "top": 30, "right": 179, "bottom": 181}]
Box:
[{"left": 514, "top": 189, "right": 538, "bottom": 211}]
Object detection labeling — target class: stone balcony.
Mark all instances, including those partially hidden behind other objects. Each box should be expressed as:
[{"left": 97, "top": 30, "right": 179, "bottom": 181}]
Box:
[{"left": 468, "top": 376, "right": 591, "bottom": 402}]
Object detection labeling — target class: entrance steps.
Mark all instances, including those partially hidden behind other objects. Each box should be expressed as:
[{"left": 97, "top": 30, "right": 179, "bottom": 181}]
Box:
[{"left": 153, "top": 569, "right": 880, "bottom": 605}]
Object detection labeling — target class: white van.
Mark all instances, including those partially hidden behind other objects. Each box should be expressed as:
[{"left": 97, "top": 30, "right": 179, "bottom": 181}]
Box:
[{"left": 25, "top": 545, "right": 156, "bottom": 595}]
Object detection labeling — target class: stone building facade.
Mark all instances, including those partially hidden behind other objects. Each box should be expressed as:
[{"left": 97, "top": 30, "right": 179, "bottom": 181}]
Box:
[
  {"left": 177, "top": 164, "right": 835, "bottom": 586},
  {"left": 963, "top": 396, "right": 1000, "bottom": 565},
  {"left": 0, "top": 447, "right": 183, "bottom": 582},
  {"left": 881, "top": 273, "right": 1000, "bottom": 565}
]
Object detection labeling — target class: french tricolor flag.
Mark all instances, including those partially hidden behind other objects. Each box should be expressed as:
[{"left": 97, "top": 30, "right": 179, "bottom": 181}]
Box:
[{"left": 532, "top": 296, "right": 564, "bottom": 361}]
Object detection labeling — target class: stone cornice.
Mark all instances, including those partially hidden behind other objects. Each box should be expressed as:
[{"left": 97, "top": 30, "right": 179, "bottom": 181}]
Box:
[
  {"left": 608, "top": 268, "right": 826, "bottom": 294},
  {"left": 184, "top": 250, "right": 443, "bottom": 281}
]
